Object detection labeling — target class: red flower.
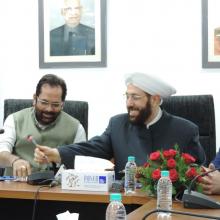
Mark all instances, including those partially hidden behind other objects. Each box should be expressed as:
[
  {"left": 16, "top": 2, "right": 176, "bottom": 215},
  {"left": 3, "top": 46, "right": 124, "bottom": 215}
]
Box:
[
  {"left": 167, "top": 158, "right": 176, "bottom": 168},
  {"left": 152, "top": 168, "right": 161, "bottom": 180},
  {"left": 163, "top": 149, "right": 177, "bottom": 159},
  {"left": 186, "top": 167, "right": 197, "bottom": 179},
  {"left": 182, "top": 153, "right": 196, "bottom": 164},
  {"left": 169, "top": 169, "right": 179, "bottom": 182},
  {"left": 169, "top": 149, "right": 177, "bottom": 157},
  {"left": 143, "top": 162, "right": 150, "bottom": 168},
  {"left": 149, "top": 151, "right": 160, "bottom": 161}
]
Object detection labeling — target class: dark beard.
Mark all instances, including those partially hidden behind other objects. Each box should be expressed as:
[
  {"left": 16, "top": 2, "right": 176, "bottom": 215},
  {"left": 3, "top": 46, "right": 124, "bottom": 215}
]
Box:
[
  {"left": 128, "top": 101, "right": 152, "bottom": 125},
  {"left": 35, "top": 109, "right": 60, "bottom": 125}
]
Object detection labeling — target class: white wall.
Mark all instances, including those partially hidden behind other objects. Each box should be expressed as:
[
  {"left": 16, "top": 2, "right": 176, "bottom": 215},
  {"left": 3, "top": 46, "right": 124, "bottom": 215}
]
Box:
[{"left": 0, "top": 0, "right": 219, "bottom": 152}]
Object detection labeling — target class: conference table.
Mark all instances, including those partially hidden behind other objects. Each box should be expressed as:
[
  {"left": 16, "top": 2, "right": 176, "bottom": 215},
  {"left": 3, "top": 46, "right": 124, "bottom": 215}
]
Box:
[
  {"left": 0, "top": 181, "right": 147, "bottom": 220},
  {"left": 127, "top": 196, "right": 220, "bottom": 220},
  {"left": 0, "top": 180, "right": 149, "bottom": 204},
  {"left": 1, "top": 181, "right": 220, "bottom": 220}
]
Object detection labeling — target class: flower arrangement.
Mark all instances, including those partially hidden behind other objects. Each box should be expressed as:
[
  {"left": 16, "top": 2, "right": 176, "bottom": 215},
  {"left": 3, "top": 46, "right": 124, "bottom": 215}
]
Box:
[{"left": 136, "top": 144, "right": 204, "bottom": 196}]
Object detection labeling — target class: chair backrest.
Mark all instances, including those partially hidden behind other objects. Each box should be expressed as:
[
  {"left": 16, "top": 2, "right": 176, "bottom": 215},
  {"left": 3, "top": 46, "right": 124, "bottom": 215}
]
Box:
[
  {"left": 161, "top": 94, "right": 216, "bottom": 166},
  {"left": 3, "top": 99, "right": 89, "bottom": 137}
]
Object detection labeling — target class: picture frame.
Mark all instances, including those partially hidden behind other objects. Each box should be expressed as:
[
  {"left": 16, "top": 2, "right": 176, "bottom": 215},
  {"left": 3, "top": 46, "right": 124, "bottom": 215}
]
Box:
[
  {"left": 202, "top": 0, "right": 220, "bottom": 68},
  {"left": 38, "top": 0, "right": 107, "bottom": 68}
]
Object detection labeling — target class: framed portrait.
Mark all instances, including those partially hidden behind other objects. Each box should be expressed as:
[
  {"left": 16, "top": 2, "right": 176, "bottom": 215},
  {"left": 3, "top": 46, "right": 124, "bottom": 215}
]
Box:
[
  {"left": 38, "top": 0, "right": 107, "bottom": 68},
  {"left": 202, "top": 0, "right": 220, "bottom": 68}
]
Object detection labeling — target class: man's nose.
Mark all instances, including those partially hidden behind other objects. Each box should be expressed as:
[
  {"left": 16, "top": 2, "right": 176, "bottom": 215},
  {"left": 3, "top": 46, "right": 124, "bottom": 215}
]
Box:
[
  {"left": 126, "top": 98, "right": 135, "bottom": 107},
  {"left": 45, "top": 104, "right": 54, "bottom": 111}
]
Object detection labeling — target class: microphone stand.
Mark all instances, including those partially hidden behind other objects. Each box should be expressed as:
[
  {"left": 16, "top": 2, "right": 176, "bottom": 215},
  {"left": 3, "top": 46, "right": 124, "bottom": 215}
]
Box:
[
  {"left": 182, "top": 167, "right": 220, "bottom": 208},
  {"left": 188, "top": 168, "right": 220, "bottom": 194},
  {"left": 142, "top": 209, "right": 220, "bottom": 220}
]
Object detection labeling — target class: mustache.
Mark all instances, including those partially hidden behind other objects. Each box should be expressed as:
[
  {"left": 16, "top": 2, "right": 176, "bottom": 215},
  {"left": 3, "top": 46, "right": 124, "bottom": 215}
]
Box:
[
  {"left": 42, "top": 111, "right": 57, "bottom": 116},
  {"left": 128, "top": 107, "right": 140, "bottom": 112}
]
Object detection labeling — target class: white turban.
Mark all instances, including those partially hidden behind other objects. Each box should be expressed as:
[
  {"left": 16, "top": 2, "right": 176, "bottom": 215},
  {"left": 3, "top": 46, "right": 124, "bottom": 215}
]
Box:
[{"left": 125, "top": 72, "right": 176, "bottom": 98}]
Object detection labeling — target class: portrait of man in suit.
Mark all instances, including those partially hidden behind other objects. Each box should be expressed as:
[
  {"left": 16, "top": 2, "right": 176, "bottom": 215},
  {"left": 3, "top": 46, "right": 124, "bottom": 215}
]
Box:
[
  {"left": 50, "top": 0, "right": 95, "bottom": 56},
  {"left": 214, "top": 27, "right": 220, "bottom": 56}
]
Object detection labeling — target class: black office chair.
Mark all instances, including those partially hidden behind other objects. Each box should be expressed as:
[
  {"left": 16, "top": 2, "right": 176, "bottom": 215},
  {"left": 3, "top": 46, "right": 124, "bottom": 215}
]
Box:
[
  {"left": 161, "top": 94, "right": 216, "bottom": 166},
  {"left": 0, "top": 99, "right": 89, "bottom": 176}
]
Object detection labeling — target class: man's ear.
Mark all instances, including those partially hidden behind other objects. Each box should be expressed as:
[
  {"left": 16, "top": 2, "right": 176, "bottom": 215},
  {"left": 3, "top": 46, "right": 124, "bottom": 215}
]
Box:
[
  {"left": 151, "top": 95, "right": 161, "bottom": 106},
  {"left": 61, "top": 9, "right": 65, "bottom": 16},
  {"left": 33, "top": 94, "right": 37, "bottom": 106}
]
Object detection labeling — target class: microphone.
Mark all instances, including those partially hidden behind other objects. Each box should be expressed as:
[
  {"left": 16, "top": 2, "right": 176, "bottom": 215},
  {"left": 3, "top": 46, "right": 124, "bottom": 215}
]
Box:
[
  {"left": 182, "top": 167, "right": 220, "bottom": 208},
  {"left": 27, "top": 171, "right": 54, "bottom": 185},
  {"left": 188, "top": 167, "right": 220, "bottom": 194},
  {"left": 0, "top": 129, "right": 4, "bottom": 134},
  {"left": 142, "top": 209, "right": 220, "bottom": 220}
]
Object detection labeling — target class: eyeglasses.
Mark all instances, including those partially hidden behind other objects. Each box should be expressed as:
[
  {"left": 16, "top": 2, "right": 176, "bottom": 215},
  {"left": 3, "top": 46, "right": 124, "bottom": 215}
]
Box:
[
  {"left": 63, "top": 6, "right": 82, "bottom": 13},
  {"left": 37, "top": 97, "right": 63, "bottom": 109},
  {"left": 124, "top": 93, "right": 147, "bottom": 101}
]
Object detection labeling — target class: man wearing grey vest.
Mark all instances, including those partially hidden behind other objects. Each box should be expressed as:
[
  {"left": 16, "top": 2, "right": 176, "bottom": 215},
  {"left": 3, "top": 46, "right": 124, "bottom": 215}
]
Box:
[{"left": 0, "top": 74, "right": 86, "bottom": 177}]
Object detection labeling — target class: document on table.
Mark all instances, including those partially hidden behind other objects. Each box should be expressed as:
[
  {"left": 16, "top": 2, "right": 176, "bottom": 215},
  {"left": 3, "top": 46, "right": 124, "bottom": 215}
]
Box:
[{"left": 74, "top": 155, "right": 114, "bottom": 171}]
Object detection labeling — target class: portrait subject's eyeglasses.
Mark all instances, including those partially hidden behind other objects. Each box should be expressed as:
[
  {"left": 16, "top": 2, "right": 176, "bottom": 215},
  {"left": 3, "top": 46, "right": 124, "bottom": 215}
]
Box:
[
  {"left": 36, "top": 97, "right": 63, "bottom": 109},
  {"left": 63, "top": 6, "right": 82, "bottom": 13},
  {"left": 123, "top": 93, "right": 147, "bottom": 102}
]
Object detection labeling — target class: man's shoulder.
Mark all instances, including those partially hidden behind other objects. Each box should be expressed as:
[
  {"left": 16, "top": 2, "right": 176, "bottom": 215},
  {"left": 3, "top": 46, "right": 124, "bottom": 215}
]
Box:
[
  {"left": 12, "top": 108, "right": 33, "bottom": 123},
  {"left": 78, "top": 23, "right": 95, "bottom": 34},
  {"left": 13, "top": 107, "right": 32, "bottom": 116},
  {"left": 110, "top": 113, "right": 128, "bottom": 123},
  {"left": 50, "top": 25, "right": 65, "bottom": 35},
  {"left": 164, "top": 111, "right": 197, "bottom": 128},
  {"left": 60, "top": 111, "right": 79, "bottom": 124}
]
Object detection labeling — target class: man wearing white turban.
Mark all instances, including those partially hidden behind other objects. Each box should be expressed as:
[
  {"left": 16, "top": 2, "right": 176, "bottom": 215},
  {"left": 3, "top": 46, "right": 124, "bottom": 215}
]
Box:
[
  {"left": 34, "top": 72, "right": 205, "bottom": 176},
  {"left": 34, "top": 72, "right": 205, "bottom": 218}
]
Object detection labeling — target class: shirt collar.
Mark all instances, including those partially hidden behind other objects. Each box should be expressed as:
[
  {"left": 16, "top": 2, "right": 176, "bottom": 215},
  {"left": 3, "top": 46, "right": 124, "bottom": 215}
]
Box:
[
  {"left": 64, "top": 24, "right": 80, "bottom": 42},
  {"left": 146, "top": 107, "right": 162, "bottom": 129}
]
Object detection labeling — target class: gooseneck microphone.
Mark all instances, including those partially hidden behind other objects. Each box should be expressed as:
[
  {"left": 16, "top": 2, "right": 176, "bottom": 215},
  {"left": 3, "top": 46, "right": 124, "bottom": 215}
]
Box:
[
  {"left": 182, "top": 167, "right": 220, "bottom": 208},
  {"left": 0, "top": 129, "right": 4, "bottom": 134},
  {"left": 188, "top": 167, "right": 220, "bottom": 194},
  {"left": 142, "top": 209, "right": 220, "bottom": 220}
]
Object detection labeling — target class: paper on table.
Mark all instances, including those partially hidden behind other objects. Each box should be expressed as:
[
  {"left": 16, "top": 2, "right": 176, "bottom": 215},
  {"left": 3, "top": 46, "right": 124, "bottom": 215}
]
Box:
[
  {"left": 56, "top": 210, "right": 79, "bottom": 220},
  {"left": 74, "top": 155, "right": 114, "bottom": 171}
]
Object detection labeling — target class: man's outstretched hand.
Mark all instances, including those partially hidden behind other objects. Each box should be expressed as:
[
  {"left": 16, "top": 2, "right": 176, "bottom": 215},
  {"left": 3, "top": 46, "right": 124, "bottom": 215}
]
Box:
[{"left": 34, "top": 145, "right": 61, "bottom": 164}]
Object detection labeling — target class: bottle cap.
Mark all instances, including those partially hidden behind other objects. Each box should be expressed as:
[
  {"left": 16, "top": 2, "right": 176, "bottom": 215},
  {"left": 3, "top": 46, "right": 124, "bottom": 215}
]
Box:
[
  {"left": 128, "top": 156, "right": 135, "bottom": 162},
  {"left": 110, "top": 193, "right": 122, "bottom": 202},
  {"left": 161, "top": 170, "right": 169, "bottom": 177}
]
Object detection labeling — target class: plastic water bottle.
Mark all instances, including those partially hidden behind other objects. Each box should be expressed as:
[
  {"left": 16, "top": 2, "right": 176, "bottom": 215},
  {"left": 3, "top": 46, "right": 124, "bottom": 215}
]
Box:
[
  {"left": 124, "top": 156, "right": 137, "bottom": 194},
  {"left": 157, "top": 170, "right": 172, "bottom": 217},
  {"left": 105, "top": 193, "right": 126, "bottom": 220}
]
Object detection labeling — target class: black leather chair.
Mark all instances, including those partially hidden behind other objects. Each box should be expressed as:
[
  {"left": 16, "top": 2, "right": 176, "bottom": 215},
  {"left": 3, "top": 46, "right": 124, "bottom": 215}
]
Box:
[
  {"left": 0, "top": 99, "right": 89, "bottom": 176},
  {"left": 161, "top": 94, "right": 216, "bottom": 166}
]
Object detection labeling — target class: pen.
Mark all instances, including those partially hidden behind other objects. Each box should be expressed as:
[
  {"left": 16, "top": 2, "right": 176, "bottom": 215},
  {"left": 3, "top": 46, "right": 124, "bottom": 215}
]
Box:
[
  {"left": 26, "top": 135, "right": 49, "bottom": 166},
  {"left": 26, "top": 135, "right": 38, "bottom": 147}
]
